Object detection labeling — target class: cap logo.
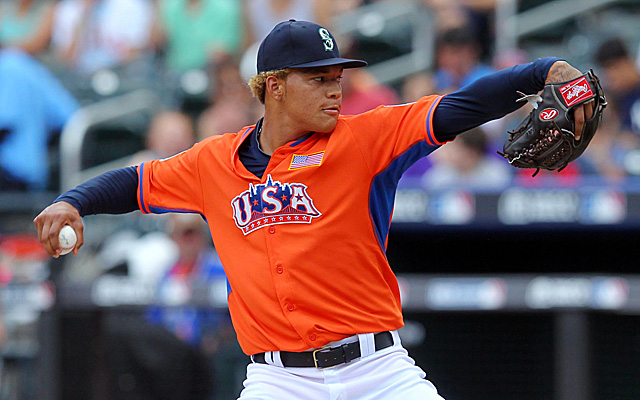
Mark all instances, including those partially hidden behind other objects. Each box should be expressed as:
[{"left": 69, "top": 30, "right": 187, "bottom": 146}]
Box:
[{"left": 318, "top": 28, "right": 334, "bottom": 51}]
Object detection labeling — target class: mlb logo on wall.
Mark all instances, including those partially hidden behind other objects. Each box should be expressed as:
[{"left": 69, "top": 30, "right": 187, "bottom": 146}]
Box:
[{"left": 289, "top": 152, "right": 325, "bottom": 170}]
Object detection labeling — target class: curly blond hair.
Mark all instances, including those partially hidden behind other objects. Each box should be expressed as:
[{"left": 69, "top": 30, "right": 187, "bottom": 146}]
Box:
[{"left": 248, "top": 68, "right": 291, "bottom": 104}]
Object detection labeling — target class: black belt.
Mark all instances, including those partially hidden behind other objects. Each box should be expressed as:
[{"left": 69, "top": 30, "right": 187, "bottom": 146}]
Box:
[{"left": 252, "top": 331, "right": 394, "bottom": 369}]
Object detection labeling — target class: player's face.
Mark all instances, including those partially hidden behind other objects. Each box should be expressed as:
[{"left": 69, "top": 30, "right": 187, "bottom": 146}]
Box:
[{"left": 282, "top": 66, "right": 344, "bottom": 133}]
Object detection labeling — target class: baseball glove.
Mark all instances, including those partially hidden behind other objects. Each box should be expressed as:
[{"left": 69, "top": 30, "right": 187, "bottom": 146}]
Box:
[{"left": 498, "top": 69, "right": 607, "bottom": 176}]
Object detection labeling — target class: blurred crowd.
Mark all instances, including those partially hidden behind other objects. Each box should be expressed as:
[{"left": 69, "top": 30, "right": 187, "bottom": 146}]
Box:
[
  {"left": 1, "top": 0, "right": 640, "bottom": 398},
  {"left": 0, "top": 0, "right": 639, "bottom": 193}
]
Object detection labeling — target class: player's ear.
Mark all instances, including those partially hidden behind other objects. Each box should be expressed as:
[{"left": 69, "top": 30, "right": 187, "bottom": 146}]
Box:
[{"left": 265, "top": 76, "right": 284, "bottom": 101}]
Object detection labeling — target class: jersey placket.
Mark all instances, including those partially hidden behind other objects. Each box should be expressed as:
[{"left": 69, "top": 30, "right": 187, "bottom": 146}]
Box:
[{"left": 260, "top": 147, "right": 317, "bottom": 346}]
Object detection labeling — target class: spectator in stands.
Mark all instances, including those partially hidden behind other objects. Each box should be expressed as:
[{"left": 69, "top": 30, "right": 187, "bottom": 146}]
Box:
[
  {"left": 421, "top": 126, "right": 512, "bottom": 189},
  {"left": 196, "top": 57, "right": 258, "bottom": 140},
  {"left": 0, "top": 48, "right": 79, "bottom": 191},
  {"left": 51, "top": 0, "right": 154, "bottom": 75},
  {"left": 331, "top": 0, "right": 366, "bottom": 14},
  {"left": 595, "top": 37, "right": 640, "bottom": 136},
  {"left": 146, "top": 214, "right": 226, "bottom": 347},
  {"left": 0, "top": 0, "right": 55, "bottom": 55},
  {"left": 401, "top": 71, "right": 435, "bottom": 103},
  {"left": 130, "top": 110, "right": 196, "bottom": 165},
  {"left": 421, "top": 0, "right": 469, "bottom": 31},
  {"left": 196, "top": 99, "right": 253, "bottom": 140},
  {"left": 0, "top": 309, "right": 4, "bottom": 350},
  {"left": 433, "top": 25, "right": 495, "bottom": 93},
  {"left": 397, "top": 71, "right": 438, "bottom": 181},
  {"left": 146, "top": 213, "right": 242, "bottom": 399},
  {"left": 340, "top": 68, "right": 400, "bottom": 115},
  {"left": 209, "top": 56, "right": 255, "bottom": 106},
  {"left": 421, "top": 0, "right": 495, "bottom": 40},
  {"left": 244, "top": 0, "right": 333, "bottom": 43},
  {"left": 153, "top": 0, "right": 244, "bottom": 73},
  {"left": 580, "top": 103, "right": 630, "bottom": 181}
]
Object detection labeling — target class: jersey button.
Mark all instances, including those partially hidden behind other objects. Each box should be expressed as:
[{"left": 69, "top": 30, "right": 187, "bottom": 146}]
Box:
[
  {"left": 276, "top": 266, "right": 283, "bottom": 274},
  {"left": 269, "top": 226, "right": 276, "bottom": 234},
  {"left": 287, "top": 304, "right": 295, "bottom": 312},
  {"left": 309, "top": 333, "right": 317, "bottom": 341}
]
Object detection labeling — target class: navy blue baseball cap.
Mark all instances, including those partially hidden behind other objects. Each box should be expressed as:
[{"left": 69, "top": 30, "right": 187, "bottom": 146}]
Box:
[{"left": 257, "top": 19, "right": 367, "bottom": 73}]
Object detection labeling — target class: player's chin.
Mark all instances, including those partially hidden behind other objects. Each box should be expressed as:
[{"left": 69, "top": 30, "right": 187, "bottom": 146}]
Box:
[{"left": 314, "top": 114, "right": 339, "bottom": 132}]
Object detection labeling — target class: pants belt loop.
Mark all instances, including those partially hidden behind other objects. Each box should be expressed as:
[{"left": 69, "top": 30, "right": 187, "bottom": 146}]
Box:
[
  {"left": 272, "top": 351, "right": 284, "bottom": 368},
  {"left": 390, "top": 330, "right": 401, "bottom": 347},
  {"left": 357, "top": 333, "right": 376, "bottom": 359},
  {"left": 263, "top": 351, "right": 285, "bottom": 368},
  {"left": 264, "top": 351, "right": 274, "bottom": 366}
]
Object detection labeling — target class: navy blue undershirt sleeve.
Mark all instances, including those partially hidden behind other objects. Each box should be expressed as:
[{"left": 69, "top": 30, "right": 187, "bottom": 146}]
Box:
[
  {"left": 54, "top": 166, "right": 139, "bottom": 217},
  {"left": 433, "top": 57, "right": 563, "bottom": 142}
]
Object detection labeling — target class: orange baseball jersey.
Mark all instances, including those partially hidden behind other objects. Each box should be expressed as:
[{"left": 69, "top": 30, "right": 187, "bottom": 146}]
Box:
[{"left": 137, "top": 95, "right": 444, "bottom": 355}]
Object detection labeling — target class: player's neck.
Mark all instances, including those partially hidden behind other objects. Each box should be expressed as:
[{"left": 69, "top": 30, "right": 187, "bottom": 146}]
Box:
[{"left": 259, "top": 115, "right": 311, "bottom": 155}]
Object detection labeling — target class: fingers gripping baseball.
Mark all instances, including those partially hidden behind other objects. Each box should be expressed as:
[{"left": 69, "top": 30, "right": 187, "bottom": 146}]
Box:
[{"left": 33, "top": 201, "right": 84, "bottom": 257}]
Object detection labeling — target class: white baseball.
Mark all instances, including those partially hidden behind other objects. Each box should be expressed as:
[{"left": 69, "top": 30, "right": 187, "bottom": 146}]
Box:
[{"left": 58, "top": 225, "right": 77, "bottom": 255}]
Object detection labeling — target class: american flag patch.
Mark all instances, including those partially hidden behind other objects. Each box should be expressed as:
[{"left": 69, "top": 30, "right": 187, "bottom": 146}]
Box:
[{"left": 289, "top": 151, "right": 325, "bottom": 170}]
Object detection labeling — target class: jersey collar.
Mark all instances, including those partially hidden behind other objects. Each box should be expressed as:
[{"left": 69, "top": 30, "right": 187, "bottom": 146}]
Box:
[
  {"left": 230, "top": 124, "right": 259, "bottom": 180},
  {"left": 230, "top": 117, "right": 324, "bottom": 179}
]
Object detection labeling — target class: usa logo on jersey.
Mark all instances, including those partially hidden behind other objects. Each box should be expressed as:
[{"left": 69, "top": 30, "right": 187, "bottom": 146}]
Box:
[{"left": 231, "top": 175, "right": 322, "bottom": 235}]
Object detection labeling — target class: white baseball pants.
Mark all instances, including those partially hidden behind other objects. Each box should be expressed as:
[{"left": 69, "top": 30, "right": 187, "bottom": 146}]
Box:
[{"left": 238, "top": 331, "right": 445, "bottom": 400}]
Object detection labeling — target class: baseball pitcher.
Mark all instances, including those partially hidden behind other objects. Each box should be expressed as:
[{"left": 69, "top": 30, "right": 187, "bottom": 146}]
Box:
[{"left": 34, "top": 20, "right": 603, "bottom": 399}]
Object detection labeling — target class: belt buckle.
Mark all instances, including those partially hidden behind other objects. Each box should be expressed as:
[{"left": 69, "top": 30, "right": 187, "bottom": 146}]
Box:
[{"left": 312, "top": 346, "right": 336, "bottom": 370}]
